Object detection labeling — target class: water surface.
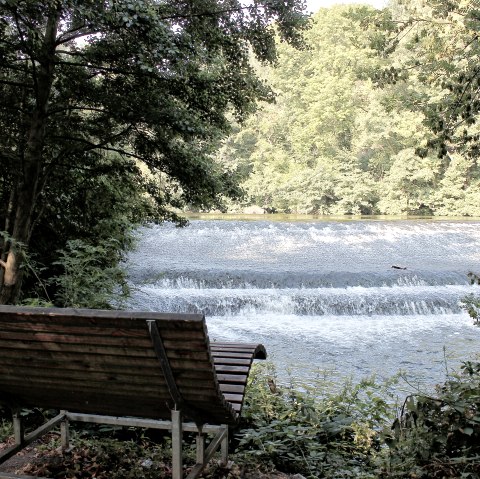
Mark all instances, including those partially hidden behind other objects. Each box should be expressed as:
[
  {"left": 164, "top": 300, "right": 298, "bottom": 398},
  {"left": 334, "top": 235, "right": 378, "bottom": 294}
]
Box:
[{"left": 126, "top": 218, "right": 480, "bottom": 390}]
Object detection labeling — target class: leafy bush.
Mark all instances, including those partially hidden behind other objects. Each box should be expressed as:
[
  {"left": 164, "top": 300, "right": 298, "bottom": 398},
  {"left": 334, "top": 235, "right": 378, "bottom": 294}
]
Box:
[
  {"left": 382, "top": 361, "right": 480, "bottom": 478},
  {"left": 52, "top": 239, "right": 130, "bottom": 309},
  {"left": 0, "top": 420, "right": 12, "bottom": 443},
  {"left": 236, "top": 363, "right": 398, "bottom": 478}
]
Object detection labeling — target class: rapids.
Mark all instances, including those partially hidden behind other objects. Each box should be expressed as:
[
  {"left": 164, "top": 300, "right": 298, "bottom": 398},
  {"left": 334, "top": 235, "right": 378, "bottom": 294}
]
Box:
[{"left": 126, "top": 218, "right": 480, "bottom": 391}]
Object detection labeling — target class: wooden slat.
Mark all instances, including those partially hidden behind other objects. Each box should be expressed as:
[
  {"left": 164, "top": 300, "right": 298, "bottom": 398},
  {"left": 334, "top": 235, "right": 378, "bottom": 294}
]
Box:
[
  {"left": 214, "top": 365, "right": 250, "bottom": 373},
  {"left": 211, "top": 342, "right": 259, "bottom": 348},
  {"left": 1, "top": 383, "right": 226, "bottom": 411},
  {"left": 213, "top": 357, "right": 252, "bottom": 366},
  {"left": 212, "top": 342, "right": 267, "bottom": 360},
  {"left": 0, "top": 348, "right": 209, "bottom": 365},
  {"left": 211, "top": 351, "right": 252, "bottom": 359},
  {"left": 0, "top": 374, "right": 221, "bottom": 398},
  {"left": 0, "top": 305, "right": 205, "bottom": 326},
  {"left": 0, "top": 356, "right": 215, "bottom": 375},
  {"left": 0, "top": 321, "right": 207, "bottom": 341},
  {"left": 222, "top": 393, "right": 244, "bottom": 403},
  {"left": 0, "top": 330, "right": 152, "bottom": 347},
  {"left": 0, "top": 366, "right": 165, "bottom": 383},
  {"left": 219, "top": 384, "right": 245, "bottom": 394},
  {"left": 0, "top": 340, "right": 156, "bottom": 357},
  {"left": 0, "top": 339, "right": 214, "bottom": 359},
  {"left": 216, "top": 373, "right": 248, "bottom": 384}
]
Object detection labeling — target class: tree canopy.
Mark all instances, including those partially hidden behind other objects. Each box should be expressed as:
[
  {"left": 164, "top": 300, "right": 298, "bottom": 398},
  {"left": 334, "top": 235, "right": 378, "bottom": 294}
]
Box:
[
  {"left": 219, "top": 1, "right": 480, "bottom": 216},
  {"left": 0, "top": 0, "right": 308, "bottom": 304}
]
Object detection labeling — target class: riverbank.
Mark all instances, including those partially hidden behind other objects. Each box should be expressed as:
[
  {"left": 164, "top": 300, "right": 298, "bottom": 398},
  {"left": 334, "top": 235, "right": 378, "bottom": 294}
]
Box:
[{"left": 2, "top": 362, "right": 479, "bottom": 478}]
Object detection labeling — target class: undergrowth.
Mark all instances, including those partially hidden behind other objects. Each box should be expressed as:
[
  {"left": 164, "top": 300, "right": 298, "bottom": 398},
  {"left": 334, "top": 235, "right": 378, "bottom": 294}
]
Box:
[
  {"left": 2, "top": 363, "right": 480, "bottom": 478},
  {"left": 236, "top": 363, "right": 399, "bottom": 478}
]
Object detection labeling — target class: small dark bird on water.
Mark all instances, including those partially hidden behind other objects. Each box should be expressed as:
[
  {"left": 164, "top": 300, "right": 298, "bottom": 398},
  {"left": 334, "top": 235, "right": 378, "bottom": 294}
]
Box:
[{"left": 391, "top": 265, "right": 407, "bottom": 270}]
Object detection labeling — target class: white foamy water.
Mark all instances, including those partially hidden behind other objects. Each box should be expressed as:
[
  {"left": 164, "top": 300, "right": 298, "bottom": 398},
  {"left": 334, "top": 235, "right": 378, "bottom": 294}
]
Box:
[{"left": 126, "top": 218, "right": 480, "bottom": 389}]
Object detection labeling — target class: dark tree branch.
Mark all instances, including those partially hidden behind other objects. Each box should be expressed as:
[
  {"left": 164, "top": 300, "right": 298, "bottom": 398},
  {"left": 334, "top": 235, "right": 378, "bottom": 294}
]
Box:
[{"left": 0, "top": 78, "right": 33, "bottom": 88}]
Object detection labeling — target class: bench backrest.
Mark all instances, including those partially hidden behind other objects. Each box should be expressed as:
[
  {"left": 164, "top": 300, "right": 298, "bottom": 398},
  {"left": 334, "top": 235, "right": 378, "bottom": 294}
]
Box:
[{"left": 0, "top": 306, "right": 265, "bottom": 426}]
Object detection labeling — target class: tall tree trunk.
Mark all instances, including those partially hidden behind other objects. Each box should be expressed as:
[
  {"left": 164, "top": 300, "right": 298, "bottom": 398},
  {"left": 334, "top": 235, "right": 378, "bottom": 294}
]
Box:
[{"left": 0, "top": 10, "right": 59, "bottom": 304}]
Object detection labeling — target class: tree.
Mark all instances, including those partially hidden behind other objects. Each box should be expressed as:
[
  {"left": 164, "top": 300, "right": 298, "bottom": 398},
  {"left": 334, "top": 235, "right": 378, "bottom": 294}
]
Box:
[
  {"left": 0, "top": 0, "right": 308, "bottom": 304},
  {"left": 372, "top": 0, "right": 480, "bottom": 167},
  {"left": 220, "top": 5, "right": 437, "bottom": 215}
]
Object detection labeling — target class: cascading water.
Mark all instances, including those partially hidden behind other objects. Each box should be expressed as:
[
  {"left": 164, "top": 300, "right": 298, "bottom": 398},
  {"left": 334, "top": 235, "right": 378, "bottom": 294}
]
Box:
[{"left": 126, "top": 218, "right": 480, "bottom": 390}]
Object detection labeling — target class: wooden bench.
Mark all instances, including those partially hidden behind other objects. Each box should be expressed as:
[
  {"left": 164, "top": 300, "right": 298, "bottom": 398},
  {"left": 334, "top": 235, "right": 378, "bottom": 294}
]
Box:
[{"left": 0, "top": 306, "right": 266, "bottom": 479}]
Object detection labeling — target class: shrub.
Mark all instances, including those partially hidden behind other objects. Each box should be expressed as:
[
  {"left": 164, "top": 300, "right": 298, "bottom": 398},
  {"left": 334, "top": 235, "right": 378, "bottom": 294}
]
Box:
[
  {"left": 235, "top": 363, "right": 398, "bottom": 478},
  {"left": 382, "top": 361, "right": 480, "bottom": 478}
]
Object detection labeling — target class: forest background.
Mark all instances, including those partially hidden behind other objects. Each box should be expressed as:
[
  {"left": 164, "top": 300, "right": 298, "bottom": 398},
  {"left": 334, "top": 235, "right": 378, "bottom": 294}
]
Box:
[{"left": 219, "top": 0, "right": 480, "bottom": 217}]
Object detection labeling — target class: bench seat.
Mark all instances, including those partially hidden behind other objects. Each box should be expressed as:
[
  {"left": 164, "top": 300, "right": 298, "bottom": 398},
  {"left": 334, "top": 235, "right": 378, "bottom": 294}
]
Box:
[{"left": 0, "top": 306, "right": 266, "bottom": 479}]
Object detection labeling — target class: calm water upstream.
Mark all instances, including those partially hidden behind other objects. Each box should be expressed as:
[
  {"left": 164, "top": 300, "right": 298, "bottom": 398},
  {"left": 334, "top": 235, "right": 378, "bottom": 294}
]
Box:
[{"left": 126, "top": 218, "right": 480, "bottom": 391}]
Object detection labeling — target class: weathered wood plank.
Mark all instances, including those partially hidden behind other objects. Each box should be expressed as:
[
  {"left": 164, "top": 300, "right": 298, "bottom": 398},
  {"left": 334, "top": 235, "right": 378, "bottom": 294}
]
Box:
[
  {"left": 219, "top": 384, "right": 245, "bottom": 394},
  {"left": 0, "top": 376, "right": 223, "bottom": 400},
  {"left": 216, "top": 373, "right": 248, "bottom": 384},
  {"left": 0, "top": 388, "right": 230, "bottom": 420},
  {"left": 211, "top": 351, "right": 252, "bottom": 359},
  {"left": 211, "top": 343, "right": 267, "bottom": 359},
  {"left": 0, "top": 348, "right": 210, "bottom": 366},
  {"left": 214, "top": 365, "right": 250, "bottom": 373},
  {"left": 0, "top": 321, "right": 205, "bottom": 336},
  {"left": 222, "top": 393, "right": 244, "bottom": 403},
  {"left": 0, "top": 357, "right": 216, "bottom": 376},
  {"left": 0, "top": 340, "right": 213, "bottom": 357},
  {"left": 0, "top": 305, "right": 205, "bottom": 324},
  {"left": 212, "top": 357, "right": 252, "bottom": 366},
  {"left": 0, "top": 330, "right": 153, "bottom": 347}
]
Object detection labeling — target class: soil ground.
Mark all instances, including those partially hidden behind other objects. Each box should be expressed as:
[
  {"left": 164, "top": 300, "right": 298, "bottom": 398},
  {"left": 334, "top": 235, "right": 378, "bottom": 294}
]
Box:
[{"left": 0, "top": 434, "right": 295, "bottom": 479}]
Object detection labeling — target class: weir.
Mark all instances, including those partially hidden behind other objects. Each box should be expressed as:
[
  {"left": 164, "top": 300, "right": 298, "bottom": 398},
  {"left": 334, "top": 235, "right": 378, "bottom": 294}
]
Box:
[{"left": 126, "top": 219, "right": 480, "bottom": 388}]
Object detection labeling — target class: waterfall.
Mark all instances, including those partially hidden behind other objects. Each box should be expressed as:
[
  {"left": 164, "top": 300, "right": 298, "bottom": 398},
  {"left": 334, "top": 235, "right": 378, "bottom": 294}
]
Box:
[{"left": 126, "top": 218, "right": 480, "bottom": 387}]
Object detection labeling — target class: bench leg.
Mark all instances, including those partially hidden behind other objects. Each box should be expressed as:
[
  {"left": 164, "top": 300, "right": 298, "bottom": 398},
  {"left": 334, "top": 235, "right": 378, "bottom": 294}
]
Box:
[
  {"left": 12, "top": 410, "right": 24, "bottom": 446},
  {"left": 220, "top": 426, "right": 228, "bottom": 467},
  {"left": 0, "top": 412, "right": 65, "bottom": 465},
  {"left": 171, "top": 409, "right": 183, "bottom": 479},
  {"left": 60, "top": 410, "right": 70, "bottom": 450},
  {"left": 196, "top": 433, "right": 205, "bottom": 465},
  {"left": 187, "top": 425, "right": 228, "bottom": 479}
]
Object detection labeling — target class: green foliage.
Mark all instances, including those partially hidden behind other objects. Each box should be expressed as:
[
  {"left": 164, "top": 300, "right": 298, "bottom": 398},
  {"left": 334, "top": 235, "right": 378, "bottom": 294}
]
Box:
[
  {"left": 219, "top": 5, "right": 456, "bottom": 216},
  {"left": 218, "top": 2, "right": 480, "bottom": 217},
  {"left": 236, "top": 363, "right": 397, "bottom": 478},
  {"left": 0, "top": 0, "right": 309, "bottom": 303},
  {"left": 0, "top": 419, "right": 12, "bottom": 443},
  {"left": 368, "top": 0, "right": 480, "bottom": 213},
  {"left": 382, "top": 361, "right": 480, "bottom": 478},
  {"left": 19, "top": 154, "right": 161, "bottom": 304},
  {"left": 53, "top": 239, "right": 130, "bottom": 309}
]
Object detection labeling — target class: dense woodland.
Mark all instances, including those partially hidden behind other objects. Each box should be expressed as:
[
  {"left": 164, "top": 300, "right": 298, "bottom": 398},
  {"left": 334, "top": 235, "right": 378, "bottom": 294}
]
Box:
[
  {"left": 0, "top": 0, "right": 307, "bottom": 304},
  {"left": 219, "top": 0, "right": 480, "bottom": 216}
]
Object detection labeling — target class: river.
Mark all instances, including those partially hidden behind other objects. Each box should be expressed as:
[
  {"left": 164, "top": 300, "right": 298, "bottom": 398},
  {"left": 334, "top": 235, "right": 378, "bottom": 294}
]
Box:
[{"left": 125, "top": 217, "right": 480, "bottom": 392}]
